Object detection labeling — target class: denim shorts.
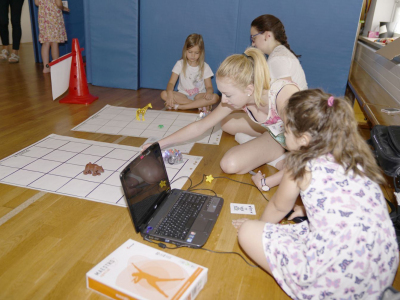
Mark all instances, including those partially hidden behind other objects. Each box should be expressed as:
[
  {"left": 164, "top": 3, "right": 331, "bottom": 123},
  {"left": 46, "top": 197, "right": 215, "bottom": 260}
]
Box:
[{"left": 187, "top": 93, "right": 199, "bottom": 100}]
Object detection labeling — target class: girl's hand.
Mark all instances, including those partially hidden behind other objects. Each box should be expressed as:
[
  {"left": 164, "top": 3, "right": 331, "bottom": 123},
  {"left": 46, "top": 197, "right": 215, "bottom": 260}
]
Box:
[
  {"left": 166, "top": 94, "right": 174, "bottom": 108},
  {"left": 204, "top": 93, "right": 213, "bottom": 101},
  {"left": 141, "top": 143, "right": 152, "bottom": 152},
  {"left": 287, "top": 205, "right": 306, "bottom": 220},
  {"left": 63, "top": 6, "right": 70, "bottom": 12}
]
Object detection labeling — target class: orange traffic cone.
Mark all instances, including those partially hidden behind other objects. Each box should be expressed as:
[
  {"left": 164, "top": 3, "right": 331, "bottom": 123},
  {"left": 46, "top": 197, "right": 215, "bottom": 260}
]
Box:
[{"left": 59, "top": 38, "right": 98, "bottom": 104}]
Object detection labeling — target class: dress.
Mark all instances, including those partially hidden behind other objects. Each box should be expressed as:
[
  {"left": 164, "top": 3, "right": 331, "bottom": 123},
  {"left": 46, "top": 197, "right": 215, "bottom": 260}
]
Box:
[
  {"left": 172, "top": 60, "right": 213, "bottom": 97},
  {"left": 263, "top": 154, "right": 399, "bottom": 299},
  {"left": 243, "top": 79, "right": 298, "bottom": 148},
  {"left": 268, "top": 45, "right": 308, "bottom": 91},
  {"left": 38, "top": 0, "right": 67, "bottom": 43}
]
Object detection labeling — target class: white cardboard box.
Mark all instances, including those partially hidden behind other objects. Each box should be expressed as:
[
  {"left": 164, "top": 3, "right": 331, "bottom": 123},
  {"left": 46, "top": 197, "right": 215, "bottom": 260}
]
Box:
[{"left": 86, "top": 239, "right": 208, "bottom": 300}]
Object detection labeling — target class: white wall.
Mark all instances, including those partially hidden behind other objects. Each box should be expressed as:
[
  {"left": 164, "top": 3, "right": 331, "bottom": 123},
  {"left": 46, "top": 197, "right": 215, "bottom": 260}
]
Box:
[
  {"left": 0, "top": 0, "right": 33, "bottom": 45},
  {"left": 363, "top": 0, "right": 395, "bottom": 35}
]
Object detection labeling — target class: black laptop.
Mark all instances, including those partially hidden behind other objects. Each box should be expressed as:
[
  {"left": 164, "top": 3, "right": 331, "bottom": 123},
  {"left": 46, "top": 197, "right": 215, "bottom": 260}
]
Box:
[{"left": 120, "top": 142, "right": 224, "bottom": 248}]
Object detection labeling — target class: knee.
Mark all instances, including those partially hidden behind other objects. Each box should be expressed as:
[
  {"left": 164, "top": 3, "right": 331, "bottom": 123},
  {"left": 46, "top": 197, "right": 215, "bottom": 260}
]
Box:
[
  {"left": 0, "top": 19, "right": 8, "bottom": 27},
  {"left": 212, "top": 94, "right": 220, "bottom": 104},
  {"left": 160, "top": 91, "right": 167, "bottom": 101},
  {"left": 220, "top": 153, "right": 240, "bottom": 174},
  {"left": 238, "top": 220, "right": 255, "bottom": 247}
]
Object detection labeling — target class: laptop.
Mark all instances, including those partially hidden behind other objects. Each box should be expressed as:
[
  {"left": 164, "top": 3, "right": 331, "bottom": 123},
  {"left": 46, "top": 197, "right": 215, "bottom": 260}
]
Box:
[{"left": 120, "top": 142, "right": 224, "bottom": 248}]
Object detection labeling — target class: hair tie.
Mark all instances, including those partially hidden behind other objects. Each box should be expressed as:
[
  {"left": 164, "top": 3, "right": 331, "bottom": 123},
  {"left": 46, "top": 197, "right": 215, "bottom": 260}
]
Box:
[
  {"left": 327, "top": 96, "right": 335, "bottom": 107},
  {"left": 243, "top": 53, "right": 249, "bottom": 58}
]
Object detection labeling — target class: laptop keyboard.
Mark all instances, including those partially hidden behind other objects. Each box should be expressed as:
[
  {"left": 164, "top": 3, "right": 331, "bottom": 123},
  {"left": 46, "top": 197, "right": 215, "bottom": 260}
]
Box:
[{"left": 155, "top": 192, "right": 208, "bottom": 240}]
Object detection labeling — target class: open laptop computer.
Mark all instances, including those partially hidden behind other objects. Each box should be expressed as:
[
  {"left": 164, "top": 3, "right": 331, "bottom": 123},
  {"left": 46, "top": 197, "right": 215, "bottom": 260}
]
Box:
[{"left": 120, "top": 142, "right": 224, "bottom": 248}]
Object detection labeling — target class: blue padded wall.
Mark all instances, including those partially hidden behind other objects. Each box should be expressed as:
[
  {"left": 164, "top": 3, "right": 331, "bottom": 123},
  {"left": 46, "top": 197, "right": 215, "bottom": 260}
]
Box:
[
  {"left": 28, "top": 0, "right": 85, "bottom": 63},
  {"left": 236, "top": 0, "right": 363, "bottom": 96},
  {"left": 84, "top": 0, "right": 139, "bottom": 89},
  {"left": 140, "top": 0, "right": 240, "bottom": 92},
  {"left": 140, "top": 0, "right": 362, "bottom": 96}
]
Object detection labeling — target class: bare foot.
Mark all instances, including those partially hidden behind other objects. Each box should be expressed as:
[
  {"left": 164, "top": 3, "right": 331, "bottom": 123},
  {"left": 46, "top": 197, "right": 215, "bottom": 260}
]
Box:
[
  {"left": 232, "top": 218, "right": 249, "bottom": 233},
  {"left": 43, "top": 67, "right": 50, "bottom": 73}
]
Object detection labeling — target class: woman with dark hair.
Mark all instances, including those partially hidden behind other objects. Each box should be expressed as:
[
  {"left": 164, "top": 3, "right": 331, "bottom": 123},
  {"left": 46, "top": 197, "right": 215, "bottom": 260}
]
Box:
[
  {"left": 227, "top": 14, "right": 309, "bottom": 191},
  {"left": 250, "top": 14, "right": 307, "bottom": 90},
  {"left": 0, "top": 0, "right": 25, "bottom": 63}
]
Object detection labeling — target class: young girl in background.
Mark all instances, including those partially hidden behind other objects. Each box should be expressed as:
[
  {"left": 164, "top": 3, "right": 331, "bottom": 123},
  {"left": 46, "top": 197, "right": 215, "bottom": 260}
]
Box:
[
  {"left": 235, "top": 89, "right": 399, "bottom": 299},
  {"left": 35, "top": 0, "right": 69, "bottom": 73},
  {"left": 144, "top": 47, "right": 299, "bottom": 185},
  {"left": 161, "top": 33, "right": 220, "bottom": 112}
]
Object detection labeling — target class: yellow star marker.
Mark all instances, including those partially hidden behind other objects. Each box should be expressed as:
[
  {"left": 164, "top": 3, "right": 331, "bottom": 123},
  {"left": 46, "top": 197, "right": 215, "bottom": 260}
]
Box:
[
  {"left": 206, "top": 175, "right": 214, "bottom": 183},
  {"left": 159, "top": 180, "right": 166, "bottom": 188}
]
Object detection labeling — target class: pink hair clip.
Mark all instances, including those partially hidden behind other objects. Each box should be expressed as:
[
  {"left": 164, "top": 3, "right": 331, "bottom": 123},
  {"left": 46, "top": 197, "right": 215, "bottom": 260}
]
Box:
[{"left": 327, "top": 96, "right": 335, "bottom": 107}]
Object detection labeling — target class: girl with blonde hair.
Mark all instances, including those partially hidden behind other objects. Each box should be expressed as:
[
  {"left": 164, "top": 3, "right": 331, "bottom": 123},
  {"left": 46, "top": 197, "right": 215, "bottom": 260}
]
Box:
[
  {"left": 145, "top": 47, "right": 299, "bottom": 186},
  {"left": 161, "top": 33, "right": 219, "bottom": 112}
]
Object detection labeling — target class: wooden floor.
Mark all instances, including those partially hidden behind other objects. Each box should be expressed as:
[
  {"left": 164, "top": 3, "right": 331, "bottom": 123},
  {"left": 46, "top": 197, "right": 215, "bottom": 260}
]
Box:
[{"left": 0, "top": 43, "right": 399, "bottom": 299}]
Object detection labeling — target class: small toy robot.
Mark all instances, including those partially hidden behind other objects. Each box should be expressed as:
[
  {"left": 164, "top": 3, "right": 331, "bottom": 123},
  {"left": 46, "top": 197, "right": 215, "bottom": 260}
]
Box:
[{"left": 162, "top": 149, "right": 183, "bottom": 165}]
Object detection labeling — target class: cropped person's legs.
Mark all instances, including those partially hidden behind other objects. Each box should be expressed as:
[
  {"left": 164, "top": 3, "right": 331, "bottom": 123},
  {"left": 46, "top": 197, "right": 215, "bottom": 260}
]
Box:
[
  {"left": 50, "top": 42, "right": 59, "bottom": 60},
  {"left": 160, "top": 90, "right": 192, "bottom": 109},
  {"left": 0, "top": 0, "right": 10, "bottom": 53},
  {"left": 41, "top": 42, "right": 50, "bottom": 73},
  {"left": 220, "top": 131, "right": 285, "bottom": 174},
  {"left": 177, "top": 93, "right": 220, "bottom": 110},
  {"left": 9, "top": 0, "right": 24, "bottom": 52},
  {"left": 238, "top": 220, "right": 272, "bottom": 273}
]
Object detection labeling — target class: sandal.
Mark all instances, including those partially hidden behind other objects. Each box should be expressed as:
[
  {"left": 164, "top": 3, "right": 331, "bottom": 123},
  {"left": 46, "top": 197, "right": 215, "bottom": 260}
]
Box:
[
  {"left": 8, "top": 53, "right": 19, "bottom": 63},
  {"left": 0, "top": 49, "right": 9, "bottom": 60}
]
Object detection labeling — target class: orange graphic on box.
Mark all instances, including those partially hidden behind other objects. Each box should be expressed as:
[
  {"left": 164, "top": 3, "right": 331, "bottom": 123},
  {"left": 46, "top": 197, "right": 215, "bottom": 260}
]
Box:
[{"left": 130, "top": 263, "right": 184, "bottom": 298}]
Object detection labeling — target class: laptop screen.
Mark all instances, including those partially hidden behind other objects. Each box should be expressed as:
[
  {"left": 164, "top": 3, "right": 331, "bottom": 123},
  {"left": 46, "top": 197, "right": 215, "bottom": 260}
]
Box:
[{"left": 120, "top": 143, "right": 170, "bottom": 232}]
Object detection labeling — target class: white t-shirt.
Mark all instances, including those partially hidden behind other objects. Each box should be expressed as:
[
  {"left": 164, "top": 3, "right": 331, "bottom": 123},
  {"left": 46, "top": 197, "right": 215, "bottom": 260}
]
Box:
[
  {"left": 172, "top": 60, "right": 214, "bottom": 96},
  {"left": 267, "top": 45, "right": 308, "bottom": 91}
]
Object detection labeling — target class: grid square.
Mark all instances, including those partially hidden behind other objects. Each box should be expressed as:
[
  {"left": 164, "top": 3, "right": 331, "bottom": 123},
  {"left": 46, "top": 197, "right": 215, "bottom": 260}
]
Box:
[
  {"left": 74, "top": 124, "right": 103, "bottom": 132},
  {"left": 25, "top": 159, "right": 62, "bottom": 173},
  {"left": 0, "top": 155, "right": 37, "bottom": 168},
  {"left": 59, "top": 142, "right": 92, "bottom": 153},
  {"left": 42, "top": 150, "right": 77, "bottom": 162},
  {"left": 75, "top": 169, "right": 113, "bottom": 183},
  {"left": 98, "top": 126, "right": 124, "bottom": 135},
  {"left": 3, "top": 169, "right": 45, "bottom": 186},
  {"left": 0, "top": 165, "right": 19, "bottom": 180},
  {"left": 85, "top": 118, "right": 109, "bottom": 126},
  {"left": 103, "top": 172, "right": 121, "bottom": 186},
  {"left": 29, "top": 174, "right": 71, "bottom": 191},
  {"left": 87, "top": 184, "right": 124, "bottom": 203},
  {"left": 58, "top": 179, "right": 100, "bottom": 197},
  {"left": 95, "top": 157, "right": 126, "bottom": 171},
  {"left": 105, "top": 149, "right": 138, "bottom": 160},
  {"left": 82, "top": 145, "right": 114, "bottom": 156},
  {"left": 50, "top": 163, "right": 84, "bottom": 178},
  {"left": 20, "top": 146, "right": 54, "bottom": 158},
  {"left": 35, "top": 138, "right": 69, "bottom": 149},
  {"left": 66, "top": 153, "right": 102, "bottom": 166},
  {"left": 119, "top": 128, "right": 144, "bottom": 136}
]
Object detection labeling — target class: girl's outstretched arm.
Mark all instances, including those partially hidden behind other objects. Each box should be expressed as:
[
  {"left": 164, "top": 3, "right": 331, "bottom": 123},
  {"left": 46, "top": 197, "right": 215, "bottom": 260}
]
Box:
[
  {"left": 260, "top": 168, "right": 300, "bottom": 223},
  {"left": 143, "top": 102, "right": 233, "bottom": 151}
]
